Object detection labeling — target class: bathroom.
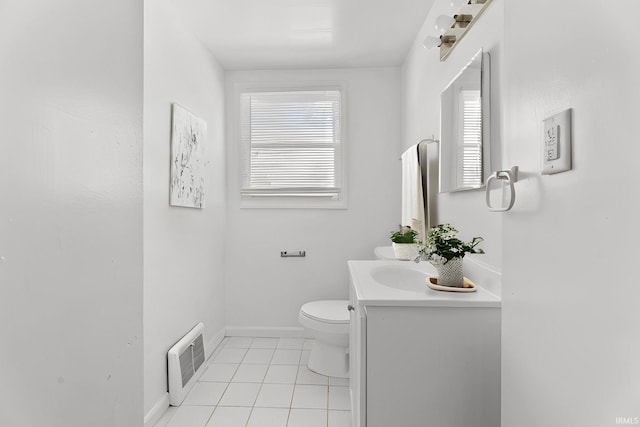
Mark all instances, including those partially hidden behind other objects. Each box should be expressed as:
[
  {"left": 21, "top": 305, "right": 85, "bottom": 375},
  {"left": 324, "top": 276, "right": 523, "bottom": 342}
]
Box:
[{"left": 1, "top": 0, "right": 639, "bottom": 426}]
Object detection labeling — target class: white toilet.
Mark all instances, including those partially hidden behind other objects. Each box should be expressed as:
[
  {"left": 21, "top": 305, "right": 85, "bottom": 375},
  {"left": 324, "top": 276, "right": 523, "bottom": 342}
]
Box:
[{"left": 298, "top": 300, "right": 350, "bottom": 378}]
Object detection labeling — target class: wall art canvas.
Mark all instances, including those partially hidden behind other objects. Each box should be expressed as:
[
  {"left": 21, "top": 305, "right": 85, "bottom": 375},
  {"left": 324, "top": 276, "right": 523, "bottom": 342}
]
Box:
[{"left": 170, "top": 103, "right": 206, "bottom": 208}]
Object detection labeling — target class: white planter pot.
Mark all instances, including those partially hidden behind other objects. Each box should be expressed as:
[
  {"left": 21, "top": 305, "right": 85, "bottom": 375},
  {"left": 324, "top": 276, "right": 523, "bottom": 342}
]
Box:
[
  {"left": 391, "top": 243, "right": 418, "bottom": 261},
  {"left": 431, "top": 257, "right": 464, "bottom": 287}
]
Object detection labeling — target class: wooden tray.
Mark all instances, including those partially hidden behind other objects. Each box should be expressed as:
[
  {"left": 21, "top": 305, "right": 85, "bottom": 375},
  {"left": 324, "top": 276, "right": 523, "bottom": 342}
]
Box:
[{"left": 427, "top": 277, "right": 477, "bottom": 293}]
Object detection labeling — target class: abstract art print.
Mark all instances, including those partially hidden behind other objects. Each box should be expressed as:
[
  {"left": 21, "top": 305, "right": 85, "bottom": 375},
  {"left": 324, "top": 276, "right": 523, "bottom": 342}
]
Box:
[{"left": 170, "top": 103, "right": 206, "bottom": 208}]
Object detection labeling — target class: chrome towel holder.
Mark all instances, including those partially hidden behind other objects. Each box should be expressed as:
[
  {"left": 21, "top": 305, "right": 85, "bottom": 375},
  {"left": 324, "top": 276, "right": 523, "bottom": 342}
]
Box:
[
  {"left": 281, "top": 251, "right": 306, "bottom": 258},
  {"left": 485, "top": 166, "right": 518, "bottom": 212}
]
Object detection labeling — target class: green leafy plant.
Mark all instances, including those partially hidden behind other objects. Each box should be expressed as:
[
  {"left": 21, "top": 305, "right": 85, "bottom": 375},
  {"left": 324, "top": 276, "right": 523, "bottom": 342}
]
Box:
[
  {"left": 418, "top": 224, "right": 484, "bottom": 264},
  {"left": 390, "top": 225, "right": 419, "bottom": 244}
]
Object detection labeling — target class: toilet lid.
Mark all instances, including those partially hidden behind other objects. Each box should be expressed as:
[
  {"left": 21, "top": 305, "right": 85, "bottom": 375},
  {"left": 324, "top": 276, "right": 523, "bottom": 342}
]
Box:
[{"left": 300, "top": 300, "right": 350, "bottom": 324}]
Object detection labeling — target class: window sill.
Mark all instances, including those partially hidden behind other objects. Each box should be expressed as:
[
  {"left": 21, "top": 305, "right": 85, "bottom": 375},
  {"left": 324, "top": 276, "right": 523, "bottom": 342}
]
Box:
[{"left": 239, "top": 194, "right": 347, "bottom": 210}]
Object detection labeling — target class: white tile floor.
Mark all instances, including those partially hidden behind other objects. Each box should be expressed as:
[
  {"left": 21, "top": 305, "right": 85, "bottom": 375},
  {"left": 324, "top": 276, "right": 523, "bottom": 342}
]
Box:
[{"left": 154, "top": 337, "right": 351, "bottom": 427}]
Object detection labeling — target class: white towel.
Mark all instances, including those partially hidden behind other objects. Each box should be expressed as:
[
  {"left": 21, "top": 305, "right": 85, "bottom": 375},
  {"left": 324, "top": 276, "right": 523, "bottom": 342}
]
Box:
[{"left": 401, "top": 144, "right": 426, "bottom": 242}]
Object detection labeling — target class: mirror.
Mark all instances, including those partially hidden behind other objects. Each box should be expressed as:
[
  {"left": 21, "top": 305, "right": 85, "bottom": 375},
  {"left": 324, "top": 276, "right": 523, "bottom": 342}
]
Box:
[{"left": 439, "top": 49, "right": 490, "bottom": 193}]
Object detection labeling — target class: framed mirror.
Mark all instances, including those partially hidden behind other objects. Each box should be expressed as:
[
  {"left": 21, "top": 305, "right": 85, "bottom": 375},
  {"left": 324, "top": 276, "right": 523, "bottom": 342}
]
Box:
[{"left": 439, "top": 49, "right": 491, "bottom": 193}]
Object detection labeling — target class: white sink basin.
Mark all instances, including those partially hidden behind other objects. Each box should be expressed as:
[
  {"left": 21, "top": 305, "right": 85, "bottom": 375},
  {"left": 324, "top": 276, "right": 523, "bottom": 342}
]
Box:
[
  {"left": 370, "top": 265, "right": 431, "bottom": 291},
  {"left": 348, "top": 260, "right": 500, "bottom": 307}
]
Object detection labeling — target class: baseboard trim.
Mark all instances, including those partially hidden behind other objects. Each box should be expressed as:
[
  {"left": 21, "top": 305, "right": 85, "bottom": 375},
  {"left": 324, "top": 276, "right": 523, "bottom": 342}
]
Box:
[
  {"left": 206, "top": 328, "right": 226, "bottom": 360},
  {"left": 225, "top": 326, "right": 309, "bottom": 338},
  {"left": 144, "top": 392, "right": 170, "bottom": 427}
]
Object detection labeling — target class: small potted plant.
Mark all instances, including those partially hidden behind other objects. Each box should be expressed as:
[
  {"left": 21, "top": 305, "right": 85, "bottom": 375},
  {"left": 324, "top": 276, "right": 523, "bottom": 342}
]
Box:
[
  {"left": 417, "top": 224, "right": 484, "bottom": 287},
  {"left": 390, "top": 225, "right": 419, "bottom": 260}
]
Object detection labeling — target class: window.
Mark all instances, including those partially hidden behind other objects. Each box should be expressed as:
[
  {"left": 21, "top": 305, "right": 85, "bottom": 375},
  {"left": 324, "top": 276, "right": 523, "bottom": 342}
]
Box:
[
  {"left": 456, "top": 89, "right": 482, "bottom": 188},
  {"left": 239, "top": 88, "right": 345, "bottom": 208}
]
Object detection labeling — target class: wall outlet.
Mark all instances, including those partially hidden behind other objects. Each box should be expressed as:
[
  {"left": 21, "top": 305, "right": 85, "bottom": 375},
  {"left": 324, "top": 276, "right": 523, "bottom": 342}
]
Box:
[{"left": 542, "top": 108, "right": 572, "bottom": 175}]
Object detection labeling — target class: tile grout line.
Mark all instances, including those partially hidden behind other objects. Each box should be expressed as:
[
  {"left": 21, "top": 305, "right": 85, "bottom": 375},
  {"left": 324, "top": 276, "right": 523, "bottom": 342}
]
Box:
[
  {"left": 326, "top": 383, "right": 330, "bottom": 427},
  {"left": 244, "top": 337, "right": 281, "bottom": 427},
  {"left": 286, "top": 352, "right": 303, "bottom": 427},
  {"left": 171, "top": 337, "right": 348, "bottom": 427},
  {"left": 234, "top": 338, "right": 259, "bottom": 427},
  {"left": 210, "top": 338, "right": 252, "bottom": 427},
  {"left": 196, "top": 356, "right": 237, "bottom": 427}
]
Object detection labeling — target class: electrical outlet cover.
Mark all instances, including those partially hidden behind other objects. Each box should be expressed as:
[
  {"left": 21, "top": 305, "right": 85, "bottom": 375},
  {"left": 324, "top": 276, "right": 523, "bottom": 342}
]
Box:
[{"left": 542, "top": 109, "right": 572, "bottom": 175}]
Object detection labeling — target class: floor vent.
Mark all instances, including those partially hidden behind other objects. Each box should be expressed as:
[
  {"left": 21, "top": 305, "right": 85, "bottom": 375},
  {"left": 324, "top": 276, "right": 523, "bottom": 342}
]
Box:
[{"left": 168, "top": 322, "right": 205, "bottom": 406}]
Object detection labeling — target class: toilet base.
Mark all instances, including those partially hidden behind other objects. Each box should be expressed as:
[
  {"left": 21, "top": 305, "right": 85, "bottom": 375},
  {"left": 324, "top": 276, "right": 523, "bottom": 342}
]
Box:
[{"left": 307, "top": 340, "right": 349, "bottom": 378}]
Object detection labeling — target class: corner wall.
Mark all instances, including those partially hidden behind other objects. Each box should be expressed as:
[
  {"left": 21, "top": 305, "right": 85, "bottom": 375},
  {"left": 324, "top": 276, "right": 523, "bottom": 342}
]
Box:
[
  {"left": 144, "top": 0, "right": 227, "bottom": 419},
  {"left": 501, "top": 1, "right": 640, "bottom": 425},
  {"left": 404, "top": 0, "right": 640, "bottom": 424},
  {"left": 0, "top": 0, "right": 143, "bottom": 425},
  {"left": 224, "top": 68, "right": 402, "bottom": 330}
]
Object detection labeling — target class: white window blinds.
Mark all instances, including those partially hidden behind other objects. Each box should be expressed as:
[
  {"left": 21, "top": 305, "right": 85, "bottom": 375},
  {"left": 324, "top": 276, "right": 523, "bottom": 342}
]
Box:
[
  {"left": 240, "top": 90, "right": 343, "bottom": 200},
  {"left": 457, "top": 89, "right": 482, "bottom": 188}
]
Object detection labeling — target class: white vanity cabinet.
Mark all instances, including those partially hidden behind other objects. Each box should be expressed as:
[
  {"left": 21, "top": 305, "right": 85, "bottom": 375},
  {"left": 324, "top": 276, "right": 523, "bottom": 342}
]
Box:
[{"left": 348, "top": 261, "right": 501, "bottom": 427}]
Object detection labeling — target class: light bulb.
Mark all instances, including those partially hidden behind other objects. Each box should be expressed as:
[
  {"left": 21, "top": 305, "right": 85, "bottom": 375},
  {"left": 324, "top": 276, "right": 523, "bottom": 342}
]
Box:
[
  {"left": 450, "top": 0, "right": 467, "bottom": 8},
  {"left": 422, "top": 36, "right": 441, "bottom": 50},
  {"left": 435, "top": 15, "right": 455, "bottom": 34}
]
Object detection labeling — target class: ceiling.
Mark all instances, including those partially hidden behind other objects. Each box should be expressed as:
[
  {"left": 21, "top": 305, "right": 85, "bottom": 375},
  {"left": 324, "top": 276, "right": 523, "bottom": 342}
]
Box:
[{"left": 169, "top": 0, "right": 436, "bottom": 70}]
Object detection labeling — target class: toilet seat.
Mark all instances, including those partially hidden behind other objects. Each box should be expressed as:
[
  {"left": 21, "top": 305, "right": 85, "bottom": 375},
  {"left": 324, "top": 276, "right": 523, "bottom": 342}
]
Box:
[{"left": 300, "top": 300, "right": 349, "bottom": 324}]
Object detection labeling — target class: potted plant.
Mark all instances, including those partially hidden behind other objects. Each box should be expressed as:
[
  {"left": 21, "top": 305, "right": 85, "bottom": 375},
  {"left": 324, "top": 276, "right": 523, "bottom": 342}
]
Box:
[
  {"left": 389, "top": 225, "right": 419, "bottom": 260},
  {"left": 417, "top": 224, "right": 484, "bottom": 287}
]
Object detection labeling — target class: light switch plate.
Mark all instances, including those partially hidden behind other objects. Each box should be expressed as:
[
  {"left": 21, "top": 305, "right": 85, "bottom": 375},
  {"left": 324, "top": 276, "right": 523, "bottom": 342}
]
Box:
[{"left": 542, "top": 108, "right": 572, "bottom": 175}]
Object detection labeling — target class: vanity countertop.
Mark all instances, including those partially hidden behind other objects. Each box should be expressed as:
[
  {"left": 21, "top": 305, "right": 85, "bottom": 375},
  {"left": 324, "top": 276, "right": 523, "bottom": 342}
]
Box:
[{"left": 348, "top": 260, "right": 501, "bottom": 308}]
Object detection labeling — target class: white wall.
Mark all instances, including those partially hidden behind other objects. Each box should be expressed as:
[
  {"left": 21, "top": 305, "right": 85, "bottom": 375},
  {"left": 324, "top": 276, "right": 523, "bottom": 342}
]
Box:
[
  {"left": 401, "top": 0, "right": 504, "bottom": 274},
  {"left": 501, "top": 1, "right": 640, "bottom": 425},
  {"left": 404, "top": 0, "right": 640, "bottom": 424},
  {"left": 225, "top": 68, "right": 401, "bottom": 330},
  {"left": 144, "top": 0, "right": 227, "bottom": 419},
  {"left": 0, "top": 1, "right": 143, "bottom": 426}
]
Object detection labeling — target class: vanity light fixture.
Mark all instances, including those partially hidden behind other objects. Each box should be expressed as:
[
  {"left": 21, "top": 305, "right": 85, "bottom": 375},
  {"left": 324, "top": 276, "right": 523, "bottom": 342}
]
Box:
[
  {"left": 423, "top": 34, "right": 456, "bottom": 49},
  {"left": 423, "top": 0, "right": 493, "bottom": 61},
  {"left": 435, "top": 14, "right": 472, "bottom": 32},
  {"left": 453, "top": 14, "right": 473, "bottom": 27},
  {"left": 435, "top": 15, "right": 455, "bottom": 33}
]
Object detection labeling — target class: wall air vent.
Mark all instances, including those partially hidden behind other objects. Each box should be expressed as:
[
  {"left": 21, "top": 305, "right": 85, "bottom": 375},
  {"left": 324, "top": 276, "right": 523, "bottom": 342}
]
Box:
[{"left": 167, "top": 322, "right": 205, "bottom": 406}]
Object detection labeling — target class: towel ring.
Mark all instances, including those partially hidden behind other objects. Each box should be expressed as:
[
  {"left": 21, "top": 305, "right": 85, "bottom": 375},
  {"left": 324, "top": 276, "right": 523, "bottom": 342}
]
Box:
[{"left": 486, "top": 166, "right": 518, "bottom": 212}]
